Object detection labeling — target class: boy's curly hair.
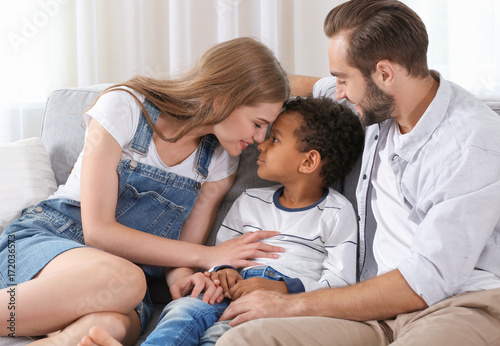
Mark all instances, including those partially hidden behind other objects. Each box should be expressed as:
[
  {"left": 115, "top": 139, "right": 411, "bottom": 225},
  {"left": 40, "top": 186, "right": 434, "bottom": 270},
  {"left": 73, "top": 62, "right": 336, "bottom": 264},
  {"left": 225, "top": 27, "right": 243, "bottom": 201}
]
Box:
[{"left": 282, "top": 96, "right": 365, "bottom": 187}]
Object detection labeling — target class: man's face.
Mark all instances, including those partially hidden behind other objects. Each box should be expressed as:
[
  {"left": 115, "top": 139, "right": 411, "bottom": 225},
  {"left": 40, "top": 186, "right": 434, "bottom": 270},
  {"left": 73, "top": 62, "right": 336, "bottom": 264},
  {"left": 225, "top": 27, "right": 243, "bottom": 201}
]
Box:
[{"left": 328, "top": 33, "right": 394, "bottom": 126}]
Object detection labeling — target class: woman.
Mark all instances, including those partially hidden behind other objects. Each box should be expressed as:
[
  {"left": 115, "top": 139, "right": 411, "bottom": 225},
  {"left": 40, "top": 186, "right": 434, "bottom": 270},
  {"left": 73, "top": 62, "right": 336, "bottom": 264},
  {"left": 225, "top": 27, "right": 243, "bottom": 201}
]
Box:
[{"left": 0, "top": 37, "right": 290, "bottom": 345}]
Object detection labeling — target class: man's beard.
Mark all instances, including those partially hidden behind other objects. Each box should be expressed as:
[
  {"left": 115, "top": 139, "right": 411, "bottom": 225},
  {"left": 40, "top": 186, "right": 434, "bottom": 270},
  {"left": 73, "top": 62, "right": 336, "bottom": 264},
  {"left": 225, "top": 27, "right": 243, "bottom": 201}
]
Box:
[{"left": 358, "top": 76, "right": 395, "bottom": 126}]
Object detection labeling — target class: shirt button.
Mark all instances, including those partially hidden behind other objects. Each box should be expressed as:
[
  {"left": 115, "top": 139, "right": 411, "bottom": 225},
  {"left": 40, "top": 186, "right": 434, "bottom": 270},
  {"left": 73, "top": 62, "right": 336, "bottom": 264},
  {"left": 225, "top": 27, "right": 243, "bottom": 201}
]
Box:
[
  {"left": 374, "top": 135, "right": 379, "bottom": 140},
  {"left": 392, "top": 154, "right": 399, "bottom": 161},
  {"left": 363, "top": 174, "right": 367, "bottom": 180},
  {"left": 35, "top": 206, "right": 43, "bottom": 213}
]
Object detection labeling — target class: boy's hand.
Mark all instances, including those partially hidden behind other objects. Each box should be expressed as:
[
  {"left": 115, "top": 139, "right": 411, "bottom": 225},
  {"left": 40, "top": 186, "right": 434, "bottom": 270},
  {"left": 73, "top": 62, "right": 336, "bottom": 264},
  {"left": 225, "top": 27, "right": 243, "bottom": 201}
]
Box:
[
  {"left": 205, "top": 269, "right": 243, "bottom": 298},
  {"left": 229, "top": 277, "right": 288, "bottom": 300},
  {"left": 170, "top": 272, "right": 224, "bottom": 305}
]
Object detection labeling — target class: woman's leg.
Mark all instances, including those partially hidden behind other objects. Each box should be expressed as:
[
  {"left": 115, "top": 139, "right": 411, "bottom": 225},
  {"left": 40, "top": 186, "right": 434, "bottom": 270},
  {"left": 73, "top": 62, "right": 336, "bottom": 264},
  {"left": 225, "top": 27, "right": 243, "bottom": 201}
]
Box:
[
  {"left": 31, "top": 310, "right": 140, "bottom": 346},
  {"left": 0, "top": 247, "right": 147, "bottom": 337},
  {"left": 79, "top": 326, "right": 124, "bottom": 346}
]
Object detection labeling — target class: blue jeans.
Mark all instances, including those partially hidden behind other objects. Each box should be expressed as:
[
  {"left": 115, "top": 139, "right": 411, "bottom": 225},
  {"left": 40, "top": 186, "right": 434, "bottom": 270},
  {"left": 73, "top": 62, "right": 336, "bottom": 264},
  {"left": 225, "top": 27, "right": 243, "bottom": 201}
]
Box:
[{"left": 142, "top": 266, "right": 289, "bottom": 346}]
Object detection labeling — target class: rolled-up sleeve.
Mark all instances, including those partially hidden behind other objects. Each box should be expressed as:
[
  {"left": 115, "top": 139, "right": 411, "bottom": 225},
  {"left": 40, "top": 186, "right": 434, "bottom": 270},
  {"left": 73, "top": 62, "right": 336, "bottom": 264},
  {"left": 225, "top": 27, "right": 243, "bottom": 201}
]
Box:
[{"left": 398, "top": 145, "right": 500, "bottom": 305}]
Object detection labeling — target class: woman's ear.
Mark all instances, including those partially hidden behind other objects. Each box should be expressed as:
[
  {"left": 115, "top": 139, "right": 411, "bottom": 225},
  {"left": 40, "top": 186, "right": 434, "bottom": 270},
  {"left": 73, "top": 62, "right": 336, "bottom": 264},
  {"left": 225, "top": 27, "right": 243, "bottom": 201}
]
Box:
[
  {"left": 299, "top": 150, "right": 321, "bottom": 174},
  {"left": 212, "top": 96, "right": 228, "bottom": 114}
]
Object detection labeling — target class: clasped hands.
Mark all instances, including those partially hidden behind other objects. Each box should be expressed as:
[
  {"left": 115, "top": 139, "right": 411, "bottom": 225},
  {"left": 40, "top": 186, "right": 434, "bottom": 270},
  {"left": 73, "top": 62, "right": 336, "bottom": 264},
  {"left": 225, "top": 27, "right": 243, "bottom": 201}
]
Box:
[{"left": 170, "top": 268, "right": 288, "bottom": 305}]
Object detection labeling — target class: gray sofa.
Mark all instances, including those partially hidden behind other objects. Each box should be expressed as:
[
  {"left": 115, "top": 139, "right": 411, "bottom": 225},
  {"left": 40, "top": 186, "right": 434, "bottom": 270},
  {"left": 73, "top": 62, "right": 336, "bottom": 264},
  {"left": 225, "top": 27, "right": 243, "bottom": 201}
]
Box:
[{"left": 1, "top": 85, "right": 499, "bottom": 345}]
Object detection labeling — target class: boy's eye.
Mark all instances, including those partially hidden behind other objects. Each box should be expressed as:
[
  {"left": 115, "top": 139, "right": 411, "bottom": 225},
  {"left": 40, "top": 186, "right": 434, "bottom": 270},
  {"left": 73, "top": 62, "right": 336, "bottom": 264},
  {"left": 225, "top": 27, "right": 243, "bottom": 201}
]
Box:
[{"left": 272, "top": 136, "right": 278, "bottom": 143}]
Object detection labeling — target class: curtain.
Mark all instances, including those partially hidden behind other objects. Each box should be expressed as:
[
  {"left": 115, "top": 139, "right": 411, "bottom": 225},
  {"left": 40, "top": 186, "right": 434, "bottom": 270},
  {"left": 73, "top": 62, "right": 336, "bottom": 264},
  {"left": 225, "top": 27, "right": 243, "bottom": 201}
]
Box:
[{"left": 1, "top": 0, "right": 499, "bottom": 143}]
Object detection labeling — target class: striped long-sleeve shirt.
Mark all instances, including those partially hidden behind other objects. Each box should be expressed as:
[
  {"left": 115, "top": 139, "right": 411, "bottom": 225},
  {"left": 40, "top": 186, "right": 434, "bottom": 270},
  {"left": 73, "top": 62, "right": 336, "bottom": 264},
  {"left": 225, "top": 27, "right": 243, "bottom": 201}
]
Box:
[{"left": 216, "top": 185, "right": 357, "bottom": 292}]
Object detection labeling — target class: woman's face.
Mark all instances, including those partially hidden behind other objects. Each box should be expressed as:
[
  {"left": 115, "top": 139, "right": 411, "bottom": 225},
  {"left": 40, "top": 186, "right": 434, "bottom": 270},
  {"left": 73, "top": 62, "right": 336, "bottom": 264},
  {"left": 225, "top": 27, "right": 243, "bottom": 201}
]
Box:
[{"left": 213, "top": 102, "right": 284, "bottom": 156}]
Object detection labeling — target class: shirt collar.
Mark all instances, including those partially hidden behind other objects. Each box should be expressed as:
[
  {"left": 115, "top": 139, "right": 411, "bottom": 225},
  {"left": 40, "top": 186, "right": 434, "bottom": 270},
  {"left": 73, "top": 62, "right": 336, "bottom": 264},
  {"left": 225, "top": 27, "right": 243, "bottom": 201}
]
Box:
[{"left": 393, "top": 70, "right": 451, "bottom": 161}]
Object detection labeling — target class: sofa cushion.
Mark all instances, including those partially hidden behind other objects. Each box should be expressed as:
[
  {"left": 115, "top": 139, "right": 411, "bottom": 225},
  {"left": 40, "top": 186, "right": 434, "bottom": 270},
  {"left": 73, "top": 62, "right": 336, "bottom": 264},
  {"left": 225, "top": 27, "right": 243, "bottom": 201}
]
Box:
[
  {"left": 40, "top": 85, "right": 111, "bottom": 186},
  {"left": 0, "top": 138, "right": 57, "bottom": 234}
]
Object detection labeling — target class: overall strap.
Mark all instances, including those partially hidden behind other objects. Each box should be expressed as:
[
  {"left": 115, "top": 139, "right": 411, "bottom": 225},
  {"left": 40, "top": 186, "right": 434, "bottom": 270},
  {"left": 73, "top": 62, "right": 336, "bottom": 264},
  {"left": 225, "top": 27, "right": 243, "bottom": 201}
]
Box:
[
  {"left": 196, "top": 134, "right": 220, "bottom": 179},
  {"left": 130, "top": 99, "right": 161, "bottom": 156}
]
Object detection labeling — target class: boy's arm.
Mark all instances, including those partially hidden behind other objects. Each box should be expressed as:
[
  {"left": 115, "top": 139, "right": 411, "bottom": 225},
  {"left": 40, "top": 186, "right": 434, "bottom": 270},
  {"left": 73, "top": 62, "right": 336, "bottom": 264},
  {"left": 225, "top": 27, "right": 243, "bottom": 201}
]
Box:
[{"left": 228, "top": 277, "right": 288, "bottom": 300}]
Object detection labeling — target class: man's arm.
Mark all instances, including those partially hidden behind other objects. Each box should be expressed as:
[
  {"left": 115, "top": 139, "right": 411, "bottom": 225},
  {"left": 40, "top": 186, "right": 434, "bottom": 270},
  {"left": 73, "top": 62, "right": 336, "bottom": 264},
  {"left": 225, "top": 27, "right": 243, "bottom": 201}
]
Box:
[
  {"left": 288, "top": 75, "right": 320, "bottom": 97},
  {"left": 220, "top": 269, "right": 427, "bottom": 326}
]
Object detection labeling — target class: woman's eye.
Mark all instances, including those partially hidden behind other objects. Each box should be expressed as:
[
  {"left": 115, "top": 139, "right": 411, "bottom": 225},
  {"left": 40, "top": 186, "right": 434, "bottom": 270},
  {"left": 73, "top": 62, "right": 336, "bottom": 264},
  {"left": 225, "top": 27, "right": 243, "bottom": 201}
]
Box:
[{"left": 255, "top": 123, "right": 262, "bottom": 129}]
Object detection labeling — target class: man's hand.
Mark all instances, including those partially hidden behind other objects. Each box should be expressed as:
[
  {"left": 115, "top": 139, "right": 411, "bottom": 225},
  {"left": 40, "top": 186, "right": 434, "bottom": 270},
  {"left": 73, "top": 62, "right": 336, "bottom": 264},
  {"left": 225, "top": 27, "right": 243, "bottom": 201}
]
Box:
[
  {"left": 170, "top": 272, "right": 224, "bottom": 305},
  {"left": 219, "top": 290, "right": 293, "bottom": 326},
  {"left": 229, "top": 277, "right": 288, "bottom": 300}
]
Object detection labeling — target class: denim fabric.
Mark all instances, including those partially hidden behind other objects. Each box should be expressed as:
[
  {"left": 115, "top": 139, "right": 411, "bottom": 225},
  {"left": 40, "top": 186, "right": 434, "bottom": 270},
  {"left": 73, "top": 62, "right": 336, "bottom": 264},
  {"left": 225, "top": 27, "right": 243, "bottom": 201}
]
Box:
[
  {"left": 142, "top": 266, "right": 288, "bottom": 346},
  {"left": 0, "top": 99, "right": 220, "bottom": 335},
  {"left": 0, "top": 199, "right": 85, "bottom": 288}
]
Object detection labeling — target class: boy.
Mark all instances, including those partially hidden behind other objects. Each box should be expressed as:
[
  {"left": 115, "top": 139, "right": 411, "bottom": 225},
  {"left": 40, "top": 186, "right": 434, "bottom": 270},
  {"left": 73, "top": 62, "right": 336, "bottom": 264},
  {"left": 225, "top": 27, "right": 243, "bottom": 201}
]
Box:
[{"left": 78, "top": 96, "right": 364, "bottom": 346}]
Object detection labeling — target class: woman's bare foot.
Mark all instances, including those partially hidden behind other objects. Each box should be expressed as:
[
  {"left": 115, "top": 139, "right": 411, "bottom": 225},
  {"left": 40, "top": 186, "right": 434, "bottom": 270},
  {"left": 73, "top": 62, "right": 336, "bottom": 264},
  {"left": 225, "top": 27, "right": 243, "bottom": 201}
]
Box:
[{"left": 78, "top": 326, "right": 123, "bottom": 346}]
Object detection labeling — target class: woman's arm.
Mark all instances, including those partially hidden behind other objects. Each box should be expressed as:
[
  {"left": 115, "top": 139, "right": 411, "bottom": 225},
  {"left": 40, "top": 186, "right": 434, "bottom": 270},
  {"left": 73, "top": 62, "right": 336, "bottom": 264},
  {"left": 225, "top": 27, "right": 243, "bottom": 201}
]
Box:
[
  {"left": 165, "top": 174, "right": 235, "bottom": 291},
  {"left": 179, "top": 173, "right": 236, "bottom": 245},
  {"left": 81, "top": 119, "right": 282, "bottom": 269}
]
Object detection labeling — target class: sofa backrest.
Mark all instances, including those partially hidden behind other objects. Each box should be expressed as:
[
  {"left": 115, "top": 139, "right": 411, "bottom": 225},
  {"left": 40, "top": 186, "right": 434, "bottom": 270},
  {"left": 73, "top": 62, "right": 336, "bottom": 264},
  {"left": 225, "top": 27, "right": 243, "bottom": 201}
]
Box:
[{"left": 40, "top": 86, "right": 500, "bottom": 244}]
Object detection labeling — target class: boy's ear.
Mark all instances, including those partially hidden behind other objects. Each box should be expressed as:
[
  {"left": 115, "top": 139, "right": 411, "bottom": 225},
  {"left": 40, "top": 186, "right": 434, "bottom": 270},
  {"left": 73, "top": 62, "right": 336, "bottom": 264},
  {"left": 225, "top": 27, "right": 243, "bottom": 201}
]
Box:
[{"left": 299, "top": 150, "right": 321, "bottom": 174}]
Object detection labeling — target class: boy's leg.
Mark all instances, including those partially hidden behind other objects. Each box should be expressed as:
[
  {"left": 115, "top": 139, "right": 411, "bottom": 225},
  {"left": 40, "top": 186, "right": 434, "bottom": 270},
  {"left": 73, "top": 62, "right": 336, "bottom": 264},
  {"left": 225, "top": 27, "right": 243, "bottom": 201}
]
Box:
[
  {"left": 200, "top": 320, "right": 232, "bottom": 346},
  {"left": 142, "top": 296, "right": 230, "bottom": 346}
]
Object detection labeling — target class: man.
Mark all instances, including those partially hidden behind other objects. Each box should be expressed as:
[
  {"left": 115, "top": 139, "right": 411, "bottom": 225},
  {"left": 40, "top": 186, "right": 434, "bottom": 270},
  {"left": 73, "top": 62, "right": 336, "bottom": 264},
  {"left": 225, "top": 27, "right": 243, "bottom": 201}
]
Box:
[{"left": 216, "top": 0, "right": 500, "bottom": 344}]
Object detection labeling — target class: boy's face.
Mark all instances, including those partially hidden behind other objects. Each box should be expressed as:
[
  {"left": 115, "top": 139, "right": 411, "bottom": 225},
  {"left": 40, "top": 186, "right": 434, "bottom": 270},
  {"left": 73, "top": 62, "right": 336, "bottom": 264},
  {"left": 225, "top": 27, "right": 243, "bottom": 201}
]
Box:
[{"left": 256, "top": 111, "right": 305, "bottom": 184}]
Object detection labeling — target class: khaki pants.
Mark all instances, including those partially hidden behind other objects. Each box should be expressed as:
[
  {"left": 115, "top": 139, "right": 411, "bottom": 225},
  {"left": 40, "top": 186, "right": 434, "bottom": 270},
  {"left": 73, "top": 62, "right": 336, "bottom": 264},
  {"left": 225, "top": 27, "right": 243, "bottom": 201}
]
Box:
[{"left": 216, "top": 288, "right": 500, "bottom": 346}]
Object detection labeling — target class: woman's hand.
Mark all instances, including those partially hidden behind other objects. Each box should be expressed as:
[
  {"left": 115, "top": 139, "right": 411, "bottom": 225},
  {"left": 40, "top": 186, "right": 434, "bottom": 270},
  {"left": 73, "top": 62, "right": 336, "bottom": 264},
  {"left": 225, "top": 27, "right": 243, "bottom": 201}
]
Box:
[
  {"left": 207, "top": 231, "right": 284, "bottom": 269},
  {"left": 169, "top": 271, "right": 224, "bottom": 305}
]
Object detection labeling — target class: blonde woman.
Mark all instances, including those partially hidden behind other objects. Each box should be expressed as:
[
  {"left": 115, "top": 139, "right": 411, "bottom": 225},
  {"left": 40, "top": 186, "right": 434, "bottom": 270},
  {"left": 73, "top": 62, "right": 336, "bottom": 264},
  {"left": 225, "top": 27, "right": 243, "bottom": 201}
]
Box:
[{"left": 0, "top": 37, "right": 289, "bottom": 345}]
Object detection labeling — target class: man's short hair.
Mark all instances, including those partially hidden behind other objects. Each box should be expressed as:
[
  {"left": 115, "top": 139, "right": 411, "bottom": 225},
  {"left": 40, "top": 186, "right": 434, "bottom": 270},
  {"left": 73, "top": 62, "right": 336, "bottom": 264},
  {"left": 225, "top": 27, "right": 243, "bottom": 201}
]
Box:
[{"left": 324, "top": 0, "right": 429, "bottom": 78}]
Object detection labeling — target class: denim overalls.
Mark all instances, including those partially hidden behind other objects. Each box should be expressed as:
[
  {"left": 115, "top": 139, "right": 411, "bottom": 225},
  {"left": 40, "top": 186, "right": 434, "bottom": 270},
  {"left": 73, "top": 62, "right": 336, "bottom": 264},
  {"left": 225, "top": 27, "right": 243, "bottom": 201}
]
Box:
[{"left": 0, "top": 99, "right": 220, "bottom": 333}]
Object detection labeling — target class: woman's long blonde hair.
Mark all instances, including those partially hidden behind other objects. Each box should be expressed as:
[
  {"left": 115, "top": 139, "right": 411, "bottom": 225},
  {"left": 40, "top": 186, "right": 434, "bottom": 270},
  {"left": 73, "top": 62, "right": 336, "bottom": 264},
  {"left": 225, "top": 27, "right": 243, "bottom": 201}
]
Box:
[{"left": 101, "top": 37, "right": 290, "bottom": 142}]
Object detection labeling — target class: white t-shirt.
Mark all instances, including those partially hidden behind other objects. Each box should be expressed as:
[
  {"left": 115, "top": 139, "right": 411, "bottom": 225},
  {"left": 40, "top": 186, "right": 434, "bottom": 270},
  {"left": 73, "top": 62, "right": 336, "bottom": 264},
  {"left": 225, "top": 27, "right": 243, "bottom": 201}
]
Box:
[
  {"left": 50, "top": 88, "right": 239, "bottom": 201},
  {"left": 372, "top": 120, "right": 416, "bottom": 275}
]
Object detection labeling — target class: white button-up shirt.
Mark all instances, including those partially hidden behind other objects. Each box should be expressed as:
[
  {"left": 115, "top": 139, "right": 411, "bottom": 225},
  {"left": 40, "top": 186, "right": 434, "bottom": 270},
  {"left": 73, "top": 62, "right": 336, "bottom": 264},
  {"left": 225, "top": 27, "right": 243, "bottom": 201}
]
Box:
[{"left": 314, "top": 72, "right": 500, "bottom": 306}]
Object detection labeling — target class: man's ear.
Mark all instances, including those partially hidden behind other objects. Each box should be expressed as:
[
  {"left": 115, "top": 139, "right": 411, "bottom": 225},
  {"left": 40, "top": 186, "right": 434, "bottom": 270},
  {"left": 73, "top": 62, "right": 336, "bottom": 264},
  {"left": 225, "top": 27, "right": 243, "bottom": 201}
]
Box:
[
  {"left": 373, "top": 60, "right": 396, "bottom": 87},
  {"left": 299, "top": 150, "right": 321, "bottom": 174}
]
